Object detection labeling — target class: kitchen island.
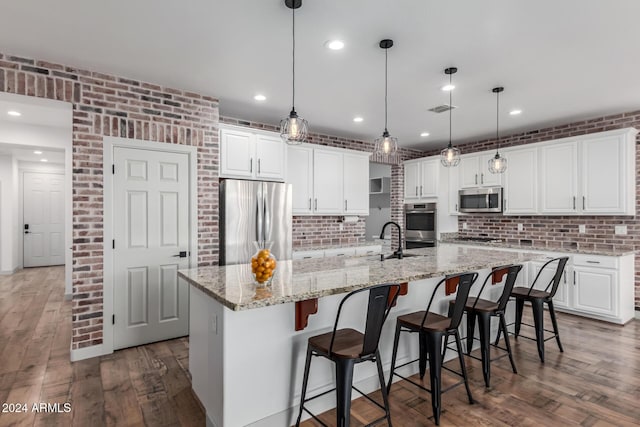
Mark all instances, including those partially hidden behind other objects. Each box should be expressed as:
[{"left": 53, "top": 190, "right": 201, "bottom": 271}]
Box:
[{"left": 178, "top": 244, "right": 542, "bottom": 427}]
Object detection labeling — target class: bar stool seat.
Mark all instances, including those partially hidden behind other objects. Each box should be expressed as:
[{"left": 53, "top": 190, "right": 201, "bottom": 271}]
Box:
[
  {"left": 308, "top": 328, "right": 363, "bottom": 359},
  {"left": 510, "top": 287, "right": 551, "bottom": 300},
  {"left": 463, "top": 297, "right": 498, "bottom": 312},
  {"left": 396, "top": 311, "right": 451, "bottom": 332}
]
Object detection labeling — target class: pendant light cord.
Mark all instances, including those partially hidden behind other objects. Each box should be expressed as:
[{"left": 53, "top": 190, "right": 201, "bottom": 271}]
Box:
[
  {"left": 291, "top": 5, "right": 296, "bottom": 111},
  {"left": 495, "top": 89, "right": 500, "bottom": 153},
  {"left": 384, "top": 48, "right": 388, "bottom": 132},
  {"left": 448, "top": 72, "right": 452, "bottom": 147}
]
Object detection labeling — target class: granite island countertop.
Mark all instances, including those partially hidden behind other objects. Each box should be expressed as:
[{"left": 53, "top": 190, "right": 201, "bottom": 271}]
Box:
[
  {"left": 440, "top": 238, "right": 637, "bottom": 257},
  {"left": 178, "top": 245, "right": 543, "bottom": 311}
]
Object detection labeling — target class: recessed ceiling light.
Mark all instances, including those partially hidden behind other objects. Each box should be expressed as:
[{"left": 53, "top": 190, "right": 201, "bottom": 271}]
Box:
[
  {"left": 7, "top": 111, "right": 21, "bottom": 117},
  {"left": 510, "top": 109, "right": 522, "bottom": 116},
  {"left": 441, "top": 84, "right": 455, "bottom": 92},
  {"left": 40, "top": 158, "right": 48, "bottom": 162},
  {"left": 420, "top": 132, "right": 430, "bottom": 137},
  {"left": 353, "top": 117, "right": 364, "bottom": 123},
  {"left": 33, "top": 151, "right": 43, "bottom": 155},
  {"left": 253, "top": 94, "right": 266, "bottom": 101},
  {"left": 325, "top": 40, "right": 345, "bottom": 50}
]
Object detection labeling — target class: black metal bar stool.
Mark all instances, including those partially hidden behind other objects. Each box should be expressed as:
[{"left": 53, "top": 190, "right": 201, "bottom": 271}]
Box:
[
  {"left": 295, "top": 283, "right": 401, "bottom": 427},
  {"left": 502, "top": 257, "right": 569, "bottom": 363},
  {"left": 386, "top": 272, "right": 478, "bottom": 426},
  {"left": 453, "top": 264, "right": 523, "bottom": 388}
]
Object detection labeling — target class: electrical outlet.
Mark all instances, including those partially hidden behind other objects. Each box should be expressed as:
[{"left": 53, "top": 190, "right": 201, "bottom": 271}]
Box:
[
  {"left": 579, "top": 225, "right": 586, "bottom": 234},
  {"left": 517, "top": 223, "right": 524, "bottom": 232},
  {"left": 462, "top": 222, "right": 468, "bottom": 230},
  {"left": 615, "top": 225, "right": 627, "bottom": 235},
  {"left": 339, "top": 223, "right": 344, "bottom": 231}
]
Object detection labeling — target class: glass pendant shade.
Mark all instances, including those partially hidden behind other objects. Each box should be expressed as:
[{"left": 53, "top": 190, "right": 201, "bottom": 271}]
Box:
[
  {"left": 488, "top": 152, "right": 507, "bottom": 173},
  {"left": 374, "top": 130, "right": 398, "bottom": 156},
  {"left": 280, "top": 110, "right": 308, "bottom": 145},
  {"left": 440, "top": 144, "right": 461, "bottom": 167}
]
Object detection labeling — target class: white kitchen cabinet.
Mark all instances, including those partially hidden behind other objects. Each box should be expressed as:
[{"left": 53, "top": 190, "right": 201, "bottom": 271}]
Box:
[
  {"left": 323, "top": 247, "right": 357, "bottom": 258},
  {"left": 528, "top": 256, "right": 570, "bottom": 309},
  {"left": 503, "top": 147, "right": 538, "bottom": 215},
  {"left": 313, "top": 149, "right": 344, "bottom": 214},
  {"left": 343, "top": 153, "right": 370, "bottom": 214},
  {"left": 292, "top": 249, "right": 325, "bottom": 260},
  {"left": 403, "top": 158, "right": 439, "bottom": 200},
  {"left": 219, "top": 125, "right": 285, "bottom": 181},
  {"left": 458, "top": 154, "right": 502, "bottom": 188},
  {"left": 581, "top": 133, "right": 632, "bottom": 214},
  {"left": 572, "top": 266, "right": 617, "bottom": 317},
  {"left": 287, "top": 145, "right": 314, "bottom": 214},
  {"left": 540, "top": 141, "right": 578, "bottom": 214},
  {"left": 448, "top": 166, "right": 460, "bottom": 215},
  {"left": 404, "top": 161, "right": 420, "bottom": 200},
  {"left": 354, "top": 245, "right": 382, "bottom": 256}
]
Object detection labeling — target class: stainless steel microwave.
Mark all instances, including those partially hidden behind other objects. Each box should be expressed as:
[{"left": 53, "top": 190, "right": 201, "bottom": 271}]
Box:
[{"left": 458, "top": 187, "right": 503, "bottom": 213}]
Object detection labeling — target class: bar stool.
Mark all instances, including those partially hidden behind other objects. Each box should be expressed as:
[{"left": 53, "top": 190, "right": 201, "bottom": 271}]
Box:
[
  {"left": 453, "top": 264, "right": 523, "bottom": 388},
  {"left": 387, "top": 272, "right": 478, "bottom": 426},
  {"left": 505, "top": 257, "right": 569, "bottom": 363},
  {"left": 295, "top": 283, "right": 401, "bottom": 427}
]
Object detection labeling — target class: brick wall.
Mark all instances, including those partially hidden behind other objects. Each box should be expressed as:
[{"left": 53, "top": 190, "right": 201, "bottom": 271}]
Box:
[
  {"left": 424, "top": 111, "right": 640, "bottom": 309},
  {"left": 220, "top": 117, "right": 425, "bottom": 248},
  {"left": 0, "top": 53, "right": 220, "bottom": 350}
]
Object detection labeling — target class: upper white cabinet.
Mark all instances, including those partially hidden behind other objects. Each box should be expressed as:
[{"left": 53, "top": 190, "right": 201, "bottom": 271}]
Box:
[
  {"left": 219, "top": 125, "right": 286, "bottom": 181},
  {"left": 287, "top": 144, "right": 370, "bottom": 216},
  {"left": 503, "top": 147, "right": 538, "bottom": 214},
  {"left": 458, "top": 154, "right": 503, "bottom": 188},
  {"left": 581, "top": 133, "right": 633, "bottom": 214},
  {"left": 404, "top": 158, "right": 439, "bottom": 200},
  {"left": 343, "top": 153, "right": 369, "bottom": 214},
  {"left": 540, "top": 141, "right": 578, "bottom": 214}
]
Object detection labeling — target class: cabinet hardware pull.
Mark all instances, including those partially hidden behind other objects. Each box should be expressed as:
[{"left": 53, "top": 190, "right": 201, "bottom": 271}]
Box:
[
  {"left": 504, "top": 199, "right": 507, "bottom": 210},
  {"left": 573, "top": 270, "right": 576, "bottom": 285},
  {"left": 573, "top": 196, "right": 576, "bottom": 210},
  {"left": 586, "top": 260, "right": 600, "bottom": 264},
  {"left": 455, "top": 203, "right": 458, "bottom": 212},
  {"left": 345, "top": 200, "right": 348, "bottom": 210},
  {"left": 250, "top": 158, "right": 253, "bottom": 173},
  {"left": 475, "top": 174, "right": 478, "bottom": 185},
  {"left": 314, "top": 198, "right": 317, "bottom": 210},
  {"left": 583, "top": 196, "right": 586, "bottom": 210},
  {"left": 563, "top": 271, "right": 567, "bottom": 284},
  {"left": 420, "top": 185, "right": 423, "bottom": 196},
  {"left": 481, "top": 173, "right": 484, "bottom": 184},
  {"left": 415, "top": 186, "right": 418, "bottom": 196},
  {"left": 258, "top": 159, "right": 261, "bottom": 174},
  {"left": 308, "top": 198, "right": 312, "bottom": 210}
]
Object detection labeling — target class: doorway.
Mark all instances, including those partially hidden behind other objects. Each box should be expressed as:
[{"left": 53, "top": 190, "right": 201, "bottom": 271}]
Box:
[
  {"left": 104, "top": 137, "right": 198, "bottom": 351},
  {"left": 365, "top": 162, "right": 392, "bottom": 242}
]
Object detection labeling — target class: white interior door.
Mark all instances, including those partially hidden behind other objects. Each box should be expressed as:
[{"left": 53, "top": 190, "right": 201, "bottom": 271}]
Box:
[
  {"left": 113, "top": 147, "right": 190, "bottom": 350},
  {"left": 23, "top": 172, "right": 65, "bottom": 267}
]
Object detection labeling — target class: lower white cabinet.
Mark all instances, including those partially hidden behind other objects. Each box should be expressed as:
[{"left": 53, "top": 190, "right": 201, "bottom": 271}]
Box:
[
  {"left": 572, "top": 266, "right": 617, "bottom": 316},
  {"left": 293, "top": 245, "right": 381, "bottom": 260}
]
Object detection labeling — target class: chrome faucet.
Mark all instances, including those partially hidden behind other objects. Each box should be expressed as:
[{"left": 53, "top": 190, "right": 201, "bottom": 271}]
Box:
[{"left": 380, "top": 221, "right": 403, "bottom": 259}]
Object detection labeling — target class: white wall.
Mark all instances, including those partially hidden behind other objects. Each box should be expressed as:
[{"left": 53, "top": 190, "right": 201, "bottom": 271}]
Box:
[{"left": 0, "top": 155, "right": 17, "bottom": 273}]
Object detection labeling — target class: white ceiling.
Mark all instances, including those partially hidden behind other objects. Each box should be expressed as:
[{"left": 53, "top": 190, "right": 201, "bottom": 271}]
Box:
[
  {"left": 1, "top": 0, "right": 639, "bottom": 150},
  {"left": 0, "top": 143, "right": 65, "bottom": 164}
]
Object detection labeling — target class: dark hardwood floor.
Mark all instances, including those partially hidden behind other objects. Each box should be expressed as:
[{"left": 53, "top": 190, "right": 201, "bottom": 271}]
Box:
[{"left": 1, "top": 266, "right": 638, "bottom": 426}]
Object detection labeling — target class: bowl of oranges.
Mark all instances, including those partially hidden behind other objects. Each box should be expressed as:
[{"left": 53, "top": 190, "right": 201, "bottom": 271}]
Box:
[{"left": 251, "top": 241, "right": 277, "bottom": 287}]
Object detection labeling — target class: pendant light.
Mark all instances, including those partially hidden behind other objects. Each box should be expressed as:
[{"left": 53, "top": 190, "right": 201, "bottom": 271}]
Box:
[
  {"left": 488, "top": 87, "right": 507, "bottom": 173},
  {"left": 373, "top": 39, "right": 398, "bottom": 158},
  {"left": 279, "top": 0, "right": 308, "bottom": 145},
  {"left": 440, "top": 67, "right": 461, "bottom": 167}
]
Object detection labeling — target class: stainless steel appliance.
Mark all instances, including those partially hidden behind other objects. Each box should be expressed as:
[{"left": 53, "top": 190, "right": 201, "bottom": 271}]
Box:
[
  {"left": 219, "top": 179, "right": 292, "bottom": 265},
  {"left": 458, "top": 187, "right": 503, "bottom": 213},
  {"left": 404, "top": 203, "right": 436, "bottom": 248}
]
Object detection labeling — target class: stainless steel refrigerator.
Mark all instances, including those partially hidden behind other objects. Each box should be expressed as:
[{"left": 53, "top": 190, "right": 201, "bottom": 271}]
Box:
[{"left": 219, "top": 179, "right": 293, "bottom": 265}]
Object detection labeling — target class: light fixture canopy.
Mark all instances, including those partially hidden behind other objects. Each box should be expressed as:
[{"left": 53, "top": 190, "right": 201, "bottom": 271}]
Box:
[
  {"left": 373, "top": 39, "right": 399, "bottom": 158},
  {"left": 440, "top": 67, "right": 461, "bottom": 167},
  {"left": 7, "top": 110, "right": 21, "bottom": 117},
  {"left": 489, "top": 87, "right": 507, "bottom": 174},
  {"left": 280, "top": 0, "right": 309, "bottom": 145}
]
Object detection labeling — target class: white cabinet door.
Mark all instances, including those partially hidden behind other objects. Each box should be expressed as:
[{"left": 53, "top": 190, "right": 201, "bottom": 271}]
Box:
[
  {"left": 220, "top": 128, "right": 254, "bottom": 178},
  {"left": 420, "top": 159, "right": 439, "bottom": 198},
  {"left": 286, "top": 146, "right": 314, "bottom": 215},
  {"left": 448, "top": 167, "right": 460, "bottom": 215},
  {"left": 503, "top": 147, "right": 538, "bottom": 214},
  {"left": 404, "top": 161, "right": 420, "bottom": 200},
  {"left": 458, "top": 156, "right": 480, "bottom": 188},
  {"left": 573, "top": 267, "right": 617, "bottom": 317},
  {"left": 313, "top": 149, "right": 344, "bottom": 214},
  {"left": 529, "top": 259, "right": 569, "bottom": 309},
  {"left": 581, "top": 134, "right": 626, "bottom": 214},
  {"left": 479, "top": 153, "right": 502, "bottom": 187},
  {"left": 540, "top": 142, "right": 578, "bottom": 214},
  {"left": 255, "top": 134, "right": 285, "bottom": 181},
  {"left": 343, "top": 153, "right": 369, "bottom": 214}
]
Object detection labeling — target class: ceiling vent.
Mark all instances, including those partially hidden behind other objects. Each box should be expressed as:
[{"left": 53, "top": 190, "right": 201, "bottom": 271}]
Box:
[{"left": 428, "top": 104, "right": 457, "bottom": 113}]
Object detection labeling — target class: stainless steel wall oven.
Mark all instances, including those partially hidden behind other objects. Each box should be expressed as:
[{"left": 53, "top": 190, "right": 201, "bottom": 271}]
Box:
[{"left": 404, "top": 203, "right": 436, "bottom": 248}]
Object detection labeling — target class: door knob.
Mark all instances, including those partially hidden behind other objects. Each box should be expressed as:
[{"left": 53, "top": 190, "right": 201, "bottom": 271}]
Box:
[{"left": 172, "top": 251, "right": 188, "bottom": 258}]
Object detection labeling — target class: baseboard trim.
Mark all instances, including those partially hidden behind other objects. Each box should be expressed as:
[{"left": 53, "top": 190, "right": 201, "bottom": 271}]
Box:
[
  {"left": 70, "top": 343, "right": 111, "bottom": 362},
  {"left": 635, "top": 310, "right": 640, "bottom": 320},
  {"left": 0, "top": 266, "right": 21, "bottom": 275}
]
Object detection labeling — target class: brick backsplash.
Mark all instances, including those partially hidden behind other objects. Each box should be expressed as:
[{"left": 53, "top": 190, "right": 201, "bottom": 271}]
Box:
[
  {"left": 0, "top": 52, "right": 220, "bottom": 350},
  {"left": 424, "top": 111, "right": 640, "bottom": 309},
  {"left": 220, "top": 116, "right": 426, "bottom": 249}
]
